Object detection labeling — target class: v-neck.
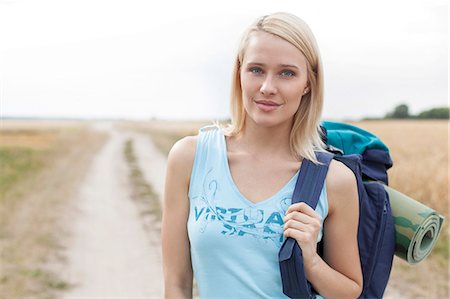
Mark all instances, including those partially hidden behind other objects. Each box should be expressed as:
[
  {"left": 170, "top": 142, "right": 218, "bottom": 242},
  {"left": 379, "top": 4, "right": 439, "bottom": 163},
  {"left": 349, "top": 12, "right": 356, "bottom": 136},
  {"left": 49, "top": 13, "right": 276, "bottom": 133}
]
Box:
[{"left": 220, "top": 130, "right": 300, "bottom": 207}]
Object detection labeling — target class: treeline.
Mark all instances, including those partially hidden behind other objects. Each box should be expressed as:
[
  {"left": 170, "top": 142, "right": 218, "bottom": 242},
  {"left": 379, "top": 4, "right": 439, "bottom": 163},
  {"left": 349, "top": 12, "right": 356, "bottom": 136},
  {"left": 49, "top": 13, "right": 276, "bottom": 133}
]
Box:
[{"left": 384, "top": 104, "right": 449, "bottom": 119}]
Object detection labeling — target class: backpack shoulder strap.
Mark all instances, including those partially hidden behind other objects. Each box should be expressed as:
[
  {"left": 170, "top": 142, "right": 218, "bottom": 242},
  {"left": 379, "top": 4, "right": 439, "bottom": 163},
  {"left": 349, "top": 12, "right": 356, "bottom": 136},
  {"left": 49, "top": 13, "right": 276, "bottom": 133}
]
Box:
[
  {"left": 292, "top": 151, "right": 334, "bottom": 209},
  {"left": 279, "top": 151, "right": 334, "bottom": 298}
]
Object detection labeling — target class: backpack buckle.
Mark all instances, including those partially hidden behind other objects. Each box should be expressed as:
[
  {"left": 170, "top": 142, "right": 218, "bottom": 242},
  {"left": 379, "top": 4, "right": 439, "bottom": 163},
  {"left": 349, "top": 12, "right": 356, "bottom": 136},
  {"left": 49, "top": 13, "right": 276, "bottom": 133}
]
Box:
[{"left": 326, "top": 144, "right": 344, "bottom": 155}]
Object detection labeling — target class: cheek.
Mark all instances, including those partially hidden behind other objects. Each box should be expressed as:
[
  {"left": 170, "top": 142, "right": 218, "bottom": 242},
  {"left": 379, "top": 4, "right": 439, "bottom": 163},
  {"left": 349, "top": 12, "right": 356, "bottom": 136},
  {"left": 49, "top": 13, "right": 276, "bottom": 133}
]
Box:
[
  {"left": 285, "top": 85, "right": 304, "bottom": 104},
  {"left": 283, "top": 88, "right": 304, "bottom": 113},
  {"left": 240, "top": 74, "right": 258, "bottom": 100},
  {"left": 286, "top": 97, "right": 302, "bottom": 114}
]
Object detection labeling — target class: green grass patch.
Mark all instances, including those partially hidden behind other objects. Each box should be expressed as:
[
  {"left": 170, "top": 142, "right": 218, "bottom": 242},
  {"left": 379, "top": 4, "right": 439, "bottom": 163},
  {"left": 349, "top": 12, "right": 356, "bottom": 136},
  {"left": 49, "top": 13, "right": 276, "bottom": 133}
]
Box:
[
  {"left": 23, "top": 267, "right": 70, "bottom": 293},
  {"left": 123, "top": 139, "right": 162, "bottom": 221},
  {"left": 0, "top": 147, "right": 46, "bottom": 199}
]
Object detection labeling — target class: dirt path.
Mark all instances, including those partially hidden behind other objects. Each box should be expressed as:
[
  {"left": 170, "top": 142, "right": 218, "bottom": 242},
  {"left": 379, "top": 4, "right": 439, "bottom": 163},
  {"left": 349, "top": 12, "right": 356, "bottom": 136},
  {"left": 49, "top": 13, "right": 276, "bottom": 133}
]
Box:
[{"left": 61, "top": 122, "right": 165, "bottom": 298}]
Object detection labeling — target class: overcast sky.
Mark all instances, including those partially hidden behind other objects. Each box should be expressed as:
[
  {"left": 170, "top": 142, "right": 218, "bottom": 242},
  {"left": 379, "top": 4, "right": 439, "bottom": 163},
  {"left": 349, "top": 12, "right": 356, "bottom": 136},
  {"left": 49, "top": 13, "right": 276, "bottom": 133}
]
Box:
[{"left": 0, "top": 0, "right": 448, "bottom": 121}]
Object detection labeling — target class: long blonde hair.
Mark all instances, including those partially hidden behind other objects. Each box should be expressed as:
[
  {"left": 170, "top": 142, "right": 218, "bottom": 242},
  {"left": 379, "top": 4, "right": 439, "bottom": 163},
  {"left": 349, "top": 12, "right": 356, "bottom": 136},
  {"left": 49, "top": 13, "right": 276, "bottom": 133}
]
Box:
[{"left": 221, "top": 12, "right": 326, "bottom": 164}]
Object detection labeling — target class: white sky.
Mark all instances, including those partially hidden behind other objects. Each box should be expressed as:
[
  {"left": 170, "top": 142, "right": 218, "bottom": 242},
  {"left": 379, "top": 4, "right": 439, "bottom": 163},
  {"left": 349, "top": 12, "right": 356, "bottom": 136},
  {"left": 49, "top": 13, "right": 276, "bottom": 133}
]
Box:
[{"left": 0, "top": 0, "right": 448, "bottom": 121}]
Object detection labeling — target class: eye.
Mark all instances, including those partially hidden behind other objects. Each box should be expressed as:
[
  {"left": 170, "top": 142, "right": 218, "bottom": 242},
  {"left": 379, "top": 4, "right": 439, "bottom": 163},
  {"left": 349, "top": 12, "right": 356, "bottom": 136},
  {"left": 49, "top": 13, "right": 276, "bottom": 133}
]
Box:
[
  {"left": 248, "top": 67, "right": 263, "bottom": 75},
  {"left": 280, "top": 70, "right": 296, "bottom": 77}
]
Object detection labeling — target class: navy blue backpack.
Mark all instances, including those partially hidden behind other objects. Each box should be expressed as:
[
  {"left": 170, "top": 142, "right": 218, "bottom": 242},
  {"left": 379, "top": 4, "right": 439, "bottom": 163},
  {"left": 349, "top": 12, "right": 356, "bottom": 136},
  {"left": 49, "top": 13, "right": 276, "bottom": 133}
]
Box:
[{"left": 279, "top": 121, "right": 396, "bottom": 299}]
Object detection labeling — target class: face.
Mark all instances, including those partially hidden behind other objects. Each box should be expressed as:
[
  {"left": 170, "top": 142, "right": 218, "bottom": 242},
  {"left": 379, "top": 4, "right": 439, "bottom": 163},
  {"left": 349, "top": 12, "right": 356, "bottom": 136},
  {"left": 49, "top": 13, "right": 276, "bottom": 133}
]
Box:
[{"left": 240, "top": 31, "right": 309, "bottom": 128}]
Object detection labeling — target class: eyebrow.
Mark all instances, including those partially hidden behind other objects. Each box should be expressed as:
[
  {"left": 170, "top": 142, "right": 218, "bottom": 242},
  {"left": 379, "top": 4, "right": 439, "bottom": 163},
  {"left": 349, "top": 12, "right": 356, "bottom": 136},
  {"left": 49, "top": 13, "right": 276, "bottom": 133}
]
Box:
[{"left": 246, "top": 62, "right": 299, "bottom": 69}]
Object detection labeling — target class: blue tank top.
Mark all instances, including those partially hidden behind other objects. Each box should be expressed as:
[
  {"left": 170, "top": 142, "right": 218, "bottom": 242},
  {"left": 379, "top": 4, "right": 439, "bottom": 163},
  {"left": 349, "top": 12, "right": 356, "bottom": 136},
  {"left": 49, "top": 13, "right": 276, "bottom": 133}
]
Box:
[{"left": 187, "top": 125, "right": 328, "bottom": 298}]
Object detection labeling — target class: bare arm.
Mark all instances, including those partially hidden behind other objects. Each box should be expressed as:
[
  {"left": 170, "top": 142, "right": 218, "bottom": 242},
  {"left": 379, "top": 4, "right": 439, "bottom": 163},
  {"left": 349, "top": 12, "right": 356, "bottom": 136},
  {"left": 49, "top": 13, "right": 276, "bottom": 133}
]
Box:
[
  {"left": 284, "top": 160, "right": 363, "bottom": 299},
  {"left": 161, "top": 136, "right": 197, "bottom": 299},
  {"left": 307, "top": 160, "right": 363, "bottom": 298}
]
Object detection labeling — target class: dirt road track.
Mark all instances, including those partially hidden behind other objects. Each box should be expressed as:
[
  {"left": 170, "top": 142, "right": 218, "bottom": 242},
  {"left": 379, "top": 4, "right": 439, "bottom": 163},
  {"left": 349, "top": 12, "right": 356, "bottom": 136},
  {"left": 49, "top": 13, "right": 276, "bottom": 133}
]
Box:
[
  {"left": 130, "top": 130, "right": 167, "bottom": 200},
  {"left": 61, "top": 122, "right": 164, "bottom": 298}
]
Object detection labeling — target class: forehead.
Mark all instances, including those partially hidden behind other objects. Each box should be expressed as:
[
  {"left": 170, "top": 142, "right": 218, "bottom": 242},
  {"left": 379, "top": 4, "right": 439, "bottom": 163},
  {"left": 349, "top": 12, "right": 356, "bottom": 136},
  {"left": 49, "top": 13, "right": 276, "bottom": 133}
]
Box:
[{"left": 242, "top": 31, "right": 307, "bottom": 67}]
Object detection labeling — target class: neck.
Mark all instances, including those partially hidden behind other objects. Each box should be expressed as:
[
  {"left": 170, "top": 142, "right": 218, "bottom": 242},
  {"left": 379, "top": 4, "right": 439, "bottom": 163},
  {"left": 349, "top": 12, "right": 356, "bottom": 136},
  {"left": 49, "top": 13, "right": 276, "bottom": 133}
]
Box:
[{"left": 233, "top": 117, "right": 297, "bottom": 161}]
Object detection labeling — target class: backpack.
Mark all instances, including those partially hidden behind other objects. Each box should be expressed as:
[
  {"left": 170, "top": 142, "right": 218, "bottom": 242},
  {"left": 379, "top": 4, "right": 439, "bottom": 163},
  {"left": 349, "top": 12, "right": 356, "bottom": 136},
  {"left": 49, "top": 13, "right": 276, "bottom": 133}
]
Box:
[{"left": 279, "top": 121, "right": 396, "bottom": 299}]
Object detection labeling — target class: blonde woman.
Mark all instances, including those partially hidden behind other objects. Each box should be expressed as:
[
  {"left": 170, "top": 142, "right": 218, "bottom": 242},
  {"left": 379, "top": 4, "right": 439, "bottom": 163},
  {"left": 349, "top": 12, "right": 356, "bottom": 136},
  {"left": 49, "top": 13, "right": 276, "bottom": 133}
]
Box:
[{"left": 162, "top": 12, "right": 363, "bottom": 299}]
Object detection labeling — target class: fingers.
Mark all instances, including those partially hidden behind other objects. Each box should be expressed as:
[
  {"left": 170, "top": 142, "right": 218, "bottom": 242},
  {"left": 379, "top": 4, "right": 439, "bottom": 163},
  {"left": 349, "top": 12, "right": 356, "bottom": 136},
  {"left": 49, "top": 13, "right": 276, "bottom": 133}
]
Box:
[
  {"left": 287, "top": 202, "right": 316, "bottom": 216},
  {"left": 286, "top": 202, "right": 322, "bottom": 223},
  {"left": 284, "top": 226, "right": 316, "bottom": 243},
  {"left": 283, "top": 212, "right": 322, "bottom": 232},
  {"left": 283, "top": 203, "right": 322, "bottom": 243},
  {"left": 283, "top": 212, "right": 322, "bottom": 246}
]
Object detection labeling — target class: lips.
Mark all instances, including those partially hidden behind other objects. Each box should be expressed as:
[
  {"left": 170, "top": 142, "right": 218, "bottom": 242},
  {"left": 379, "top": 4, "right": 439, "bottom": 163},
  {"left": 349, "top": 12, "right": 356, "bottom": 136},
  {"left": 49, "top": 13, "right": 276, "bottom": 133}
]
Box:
[
  {"left": 254, "top": 100, "right": 281, "bottom": 112},
  {"left": 254, "top": 100, "right": 281, "bottom": 106}
]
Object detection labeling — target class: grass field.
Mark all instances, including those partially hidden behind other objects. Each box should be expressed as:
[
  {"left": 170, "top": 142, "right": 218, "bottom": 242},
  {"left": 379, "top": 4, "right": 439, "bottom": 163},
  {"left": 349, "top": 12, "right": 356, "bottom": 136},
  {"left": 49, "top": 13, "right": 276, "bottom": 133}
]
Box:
[{"left": 0, "top": 120, "right": 107, "bottom": 299}]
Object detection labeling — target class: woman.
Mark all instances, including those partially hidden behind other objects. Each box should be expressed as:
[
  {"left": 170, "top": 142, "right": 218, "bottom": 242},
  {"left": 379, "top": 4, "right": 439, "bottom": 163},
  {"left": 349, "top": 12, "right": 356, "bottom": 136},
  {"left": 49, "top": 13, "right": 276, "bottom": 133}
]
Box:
[{"left": 162, "top": 12, "right": 363, "bottom": 299}]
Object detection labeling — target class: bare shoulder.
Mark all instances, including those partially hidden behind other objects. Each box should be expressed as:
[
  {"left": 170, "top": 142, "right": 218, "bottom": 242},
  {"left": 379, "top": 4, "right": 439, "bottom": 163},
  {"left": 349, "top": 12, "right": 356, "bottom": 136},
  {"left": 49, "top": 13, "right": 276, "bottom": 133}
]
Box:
[
  {"left": 326, "top": 159, "right": 356, "bottom": 188},
  {"left": 168, "top": 135, "right": 198, "bottom": 162},
  {"left": 325, "top": 159, "right": 358, "bottom": 214},
  {"left": 167, "top": 135, "right": 198, "bottom": 178}
]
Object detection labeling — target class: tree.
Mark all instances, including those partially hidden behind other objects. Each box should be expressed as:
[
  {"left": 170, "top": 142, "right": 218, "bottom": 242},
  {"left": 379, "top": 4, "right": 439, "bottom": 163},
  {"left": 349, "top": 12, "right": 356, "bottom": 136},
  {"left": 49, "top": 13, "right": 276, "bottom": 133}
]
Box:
[
  {"left": 385, "top": 104, "right": 410, "bottom": 119},
  {"left": 417, "top": 107, "right": 449, "bottom": 119}
]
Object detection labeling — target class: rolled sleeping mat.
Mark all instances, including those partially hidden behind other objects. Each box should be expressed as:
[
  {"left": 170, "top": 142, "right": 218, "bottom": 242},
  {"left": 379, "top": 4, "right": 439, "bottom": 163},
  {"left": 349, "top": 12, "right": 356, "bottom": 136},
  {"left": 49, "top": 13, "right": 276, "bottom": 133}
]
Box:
[{"left": 384, "top": 185, "right": 445, "bottom": 264}]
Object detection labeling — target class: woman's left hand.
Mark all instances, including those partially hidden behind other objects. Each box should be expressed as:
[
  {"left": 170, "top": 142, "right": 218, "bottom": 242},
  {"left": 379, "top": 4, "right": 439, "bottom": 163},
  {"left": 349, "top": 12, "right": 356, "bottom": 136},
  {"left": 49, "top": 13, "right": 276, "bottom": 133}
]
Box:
[{"left": 283, "top": 202, "right": 322, "bottom": 271}]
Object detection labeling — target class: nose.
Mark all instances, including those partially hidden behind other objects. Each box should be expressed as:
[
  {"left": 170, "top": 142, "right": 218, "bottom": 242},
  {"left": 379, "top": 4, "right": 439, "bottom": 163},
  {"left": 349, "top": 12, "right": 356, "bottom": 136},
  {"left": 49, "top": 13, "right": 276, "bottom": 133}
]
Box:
[{"left": 260, "top": 75, "right": 277, "bottom": 96}]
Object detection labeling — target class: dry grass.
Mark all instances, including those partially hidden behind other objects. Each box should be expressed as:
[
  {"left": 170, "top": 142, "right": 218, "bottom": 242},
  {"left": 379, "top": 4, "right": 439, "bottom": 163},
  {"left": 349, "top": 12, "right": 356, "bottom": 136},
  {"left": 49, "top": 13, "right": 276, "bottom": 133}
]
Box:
[
  {"left": 0, "top": 120, "right": 107, "bottom": 299},
  {"left": 0, "top": 130, "right": 57, "bottom": 149},
  {"left": 117, "top": 119, "right": 211, "bottom": 155},
  {"left": 123, "top": 139, "right": 162, "bottom": 223}
]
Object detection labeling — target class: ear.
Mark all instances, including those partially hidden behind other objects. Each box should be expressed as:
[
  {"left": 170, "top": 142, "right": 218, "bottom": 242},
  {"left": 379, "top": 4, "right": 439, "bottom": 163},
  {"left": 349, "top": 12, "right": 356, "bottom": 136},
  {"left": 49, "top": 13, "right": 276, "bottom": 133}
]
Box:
[{"left": 303, "top": 85, "right": 310, "bottom": 95}]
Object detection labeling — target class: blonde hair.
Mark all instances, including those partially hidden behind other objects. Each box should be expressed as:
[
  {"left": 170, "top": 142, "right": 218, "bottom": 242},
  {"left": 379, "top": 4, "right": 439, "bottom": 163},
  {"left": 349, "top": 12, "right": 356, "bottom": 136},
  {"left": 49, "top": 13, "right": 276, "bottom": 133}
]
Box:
[{"left": 221, "top": 12, "right": 326, "bottom": 164}]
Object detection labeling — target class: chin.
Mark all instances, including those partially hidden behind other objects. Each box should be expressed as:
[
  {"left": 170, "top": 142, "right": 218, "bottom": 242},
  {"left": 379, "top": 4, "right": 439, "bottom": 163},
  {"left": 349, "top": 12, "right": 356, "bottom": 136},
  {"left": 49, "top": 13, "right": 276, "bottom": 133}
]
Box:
[{"left": 248, "top": 113, "right": 285, "bottom": 128}]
